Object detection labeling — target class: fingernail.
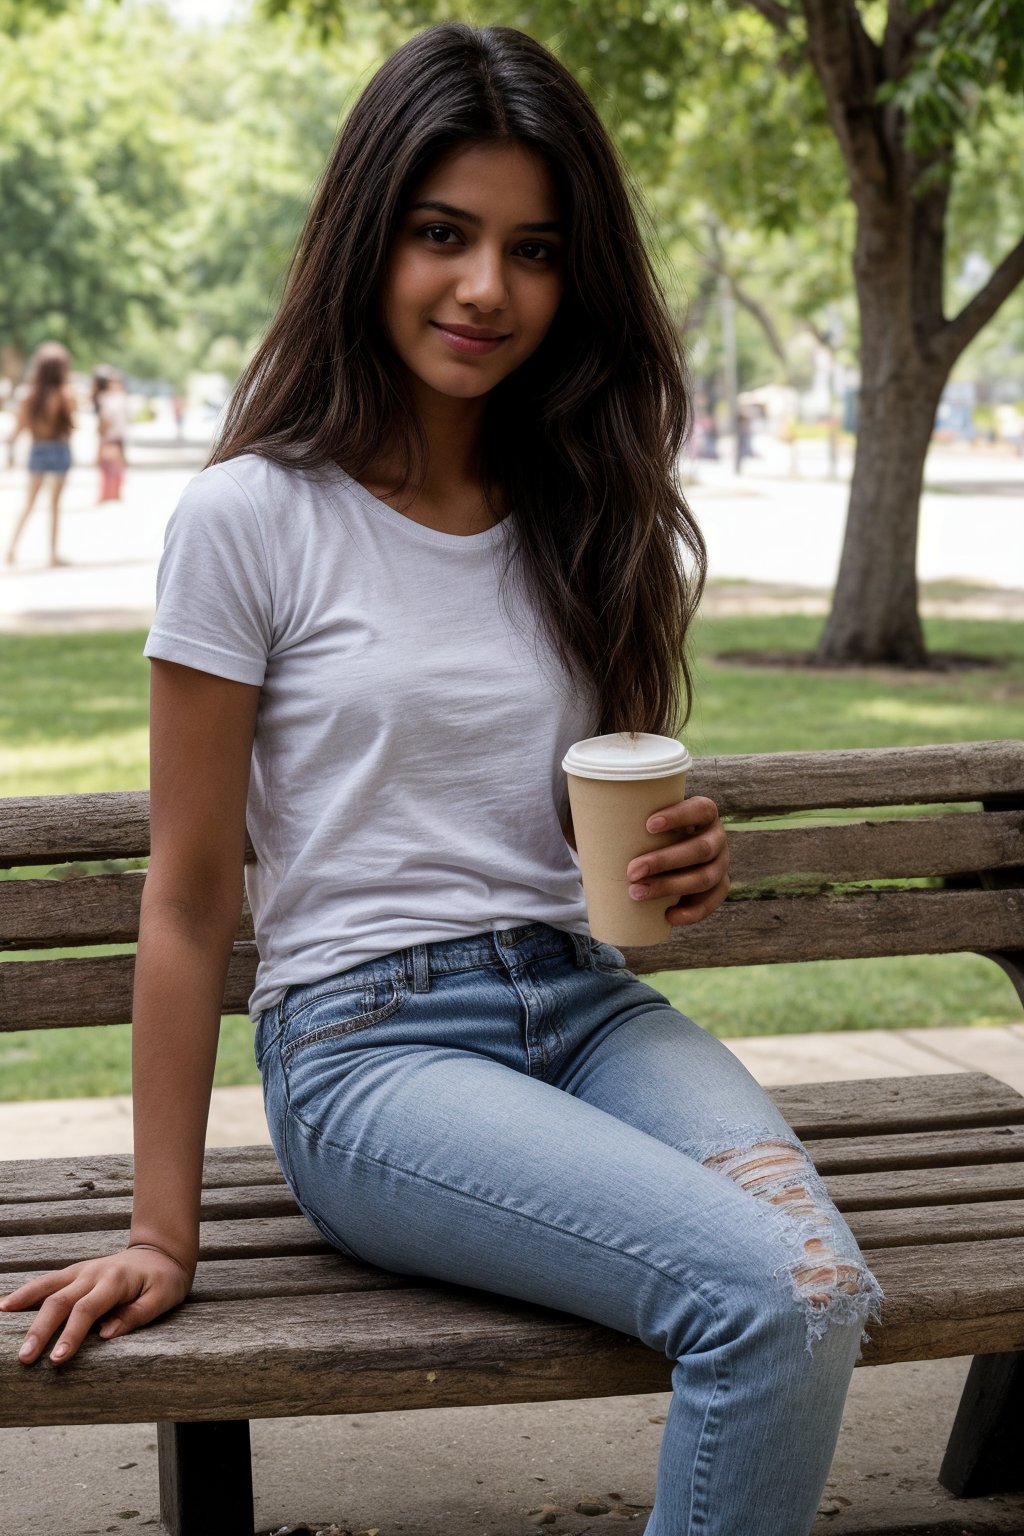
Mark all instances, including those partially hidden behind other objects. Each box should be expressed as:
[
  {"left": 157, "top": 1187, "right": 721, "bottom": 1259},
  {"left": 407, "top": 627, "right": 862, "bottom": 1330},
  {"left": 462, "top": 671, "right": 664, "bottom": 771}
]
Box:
[
  {"left": 647, "top": 816, "right": 666, "bottom": 832},
  {"left": 629, "top": 883, "right": 649, "bottom": 900},
  {"left": 100, "top": 1321, "right": 123, "bottom": 1339},
  {"left": 628, "top": 862, "right": 650, "bottom": 881},
  {"left": 51, "top": 1343, "right": 69, "bottom": 1360},
  {"left": 19, "top": 1338, "right": 35, "bottom": 1359}
]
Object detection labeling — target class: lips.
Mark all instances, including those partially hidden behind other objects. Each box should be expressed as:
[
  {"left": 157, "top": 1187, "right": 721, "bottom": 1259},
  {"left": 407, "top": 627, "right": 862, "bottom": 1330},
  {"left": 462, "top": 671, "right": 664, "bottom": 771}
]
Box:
[
  {"left": 432, "top": 322, "right": 509, "bottom": 339},
  {"left": 430, "top": 321, "right": 511, "bottom": 357}
]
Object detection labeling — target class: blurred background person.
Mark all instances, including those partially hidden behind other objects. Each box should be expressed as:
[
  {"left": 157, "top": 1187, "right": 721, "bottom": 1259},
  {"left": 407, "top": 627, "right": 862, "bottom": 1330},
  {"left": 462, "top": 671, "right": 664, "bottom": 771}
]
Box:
[
  {"left": 4, "top": 341, "right": 76, "bottom": 568},
  {"left": 92, "top": 365, "right": 130, "bottom": 503}
]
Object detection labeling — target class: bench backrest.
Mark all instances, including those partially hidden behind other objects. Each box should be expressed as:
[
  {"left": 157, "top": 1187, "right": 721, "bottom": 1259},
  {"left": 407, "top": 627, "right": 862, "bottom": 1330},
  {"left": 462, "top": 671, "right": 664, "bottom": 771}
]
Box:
[{"left": 1, "top": 740, "right": 1022, "bottom": 1031}]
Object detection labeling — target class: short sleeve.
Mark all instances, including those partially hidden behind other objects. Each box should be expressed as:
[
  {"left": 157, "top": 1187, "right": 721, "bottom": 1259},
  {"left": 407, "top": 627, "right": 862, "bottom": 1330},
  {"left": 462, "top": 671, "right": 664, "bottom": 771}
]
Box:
[{"left": 143, "top": 465, "right": 272, "bottom": 685}]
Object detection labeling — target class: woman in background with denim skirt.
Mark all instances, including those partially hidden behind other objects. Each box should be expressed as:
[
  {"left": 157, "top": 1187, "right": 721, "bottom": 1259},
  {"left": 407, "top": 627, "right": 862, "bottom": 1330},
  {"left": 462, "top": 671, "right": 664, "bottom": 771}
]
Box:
[
  {"left": 1, "top": 25, "right": 882, "bottom": 1534},
  {"left": 4, "top": 339, "right": 76, "bottom": 567}
]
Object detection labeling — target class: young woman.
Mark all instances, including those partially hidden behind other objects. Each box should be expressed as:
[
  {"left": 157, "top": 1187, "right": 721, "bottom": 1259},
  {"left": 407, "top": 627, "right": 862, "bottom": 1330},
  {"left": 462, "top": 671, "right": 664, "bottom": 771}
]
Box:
[
  {"left": 4, "top": 341, "right": 76, "bottom": 567},
  {"left": 1, "top": 25, "right": 881, "bottom": 1534}
]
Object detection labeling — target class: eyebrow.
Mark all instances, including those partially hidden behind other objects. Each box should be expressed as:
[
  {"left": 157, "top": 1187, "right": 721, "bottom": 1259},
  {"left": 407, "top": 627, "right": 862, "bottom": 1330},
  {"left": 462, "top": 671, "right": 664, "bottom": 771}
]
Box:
[{"left": 408, "top": 199, "right": 563, "bottom": 234}]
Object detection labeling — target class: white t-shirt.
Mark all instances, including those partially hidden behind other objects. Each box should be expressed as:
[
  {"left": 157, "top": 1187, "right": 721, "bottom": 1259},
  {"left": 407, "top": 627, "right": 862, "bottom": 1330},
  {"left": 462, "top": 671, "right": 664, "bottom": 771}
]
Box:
[{"left": 143, "top": 454, "right": 594, "bottom": 1022}]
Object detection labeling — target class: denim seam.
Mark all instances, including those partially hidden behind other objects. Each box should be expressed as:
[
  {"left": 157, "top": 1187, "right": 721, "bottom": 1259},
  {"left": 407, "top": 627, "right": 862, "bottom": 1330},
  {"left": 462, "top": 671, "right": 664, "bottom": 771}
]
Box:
[
  {"left": 280, "top": 978, "right": 408, "bottom": 1064},
  {"left": 285, "top": 1108, "right": 728, "bottom": 1331}
]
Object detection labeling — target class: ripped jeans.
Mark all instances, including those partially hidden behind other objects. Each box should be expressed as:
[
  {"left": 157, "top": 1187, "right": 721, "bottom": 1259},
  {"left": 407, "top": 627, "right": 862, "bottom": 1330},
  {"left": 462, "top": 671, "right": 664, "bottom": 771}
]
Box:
[{"left": 255, "top": 922, "right": 883, "bottom": 1536}]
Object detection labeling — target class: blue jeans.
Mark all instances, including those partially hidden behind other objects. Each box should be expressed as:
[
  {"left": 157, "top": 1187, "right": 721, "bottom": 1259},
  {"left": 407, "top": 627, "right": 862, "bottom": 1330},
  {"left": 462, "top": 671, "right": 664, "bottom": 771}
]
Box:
[{"left": 255, "top": 922, "right": 882, "bottom": 1536}]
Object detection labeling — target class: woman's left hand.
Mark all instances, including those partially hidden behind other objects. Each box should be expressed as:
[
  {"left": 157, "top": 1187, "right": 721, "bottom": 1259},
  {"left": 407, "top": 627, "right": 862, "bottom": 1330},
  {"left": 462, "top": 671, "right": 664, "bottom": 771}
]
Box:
[{"left": 625, "top": 795, "right": 730, "bottom": 926}]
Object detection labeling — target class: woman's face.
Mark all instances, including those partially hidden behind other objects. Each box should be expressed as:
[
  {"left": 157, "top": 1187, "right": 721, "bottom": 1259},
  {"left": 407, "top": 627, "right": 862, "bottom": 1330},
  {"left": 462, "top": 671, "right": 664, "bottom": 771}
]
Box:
[{"left": 382, "top": 141, "right": 564, "bottom": 403}]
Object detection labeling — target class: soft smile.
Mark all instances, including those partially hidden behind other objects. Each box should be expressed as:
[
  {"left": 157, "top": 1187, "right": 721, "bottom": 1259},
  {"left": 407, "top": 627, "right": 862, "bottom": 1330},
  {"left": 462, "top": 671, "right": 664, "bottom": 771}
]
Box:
[{"left": 429, "top": 321, "right": 511, "bottom": 356}]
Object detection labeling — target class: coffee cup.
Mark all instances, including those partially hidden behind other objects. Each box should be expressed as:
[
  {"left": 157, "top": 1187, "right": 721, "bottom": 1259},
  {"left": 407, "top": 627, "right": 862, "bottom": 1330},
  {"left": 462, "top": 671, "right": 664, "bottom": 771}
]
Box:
[{"left": 562, "top": 732, "right": 692, "bottom": 947}]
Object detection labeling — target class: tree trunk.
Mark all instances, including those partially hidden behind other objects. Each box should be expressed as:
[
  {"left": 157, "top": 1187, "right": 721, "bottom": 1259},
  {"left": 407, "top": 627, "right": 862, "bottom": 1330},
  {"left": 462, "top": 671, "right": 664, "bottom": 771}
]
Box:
[
  {"left": 814, "top": 152, "right": 951, "bottom": 667},
  {"left": 814, "top": 336, "right": 945, "bottom": 666}
]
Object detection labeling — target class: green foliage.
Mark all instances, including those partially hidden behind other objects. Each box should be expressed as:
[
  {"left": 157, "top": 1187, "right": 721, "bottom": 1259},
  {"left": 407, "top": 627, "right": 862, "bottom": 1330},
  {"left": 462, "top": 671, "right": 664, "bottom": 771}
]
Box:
[
  {"left": 879, "top": 0, "right": 1024, "bottom": 155},
  {"left": 0, "top": 4, "right": 187, "bottom": 359}
]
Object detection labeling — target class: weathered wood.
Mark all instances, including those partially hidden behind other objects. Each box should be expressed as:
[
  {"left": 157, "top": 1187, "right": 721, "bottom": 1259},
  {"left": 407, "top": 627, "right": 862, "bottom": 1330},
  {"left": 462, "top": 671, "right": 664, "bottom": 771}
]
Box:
[
  {"left": 0, "top": 1253, "right": 411, "bottom": 1304},
  {"left": 0, "top": 1145, "right": 284, "bottom": 1204},
  {"left": 847, "top": 1199, "right": 1024, "bottom": 1250},
  {"left": 940, "top": 1353, "right": 1024, "bottom": 1496},
  {"left": 0, "top": 871, "right": 253, "bottom": 950},
  {"left": 824, "top": 1161, "right": 1024, "bottom": 1211},
  {"left": 3, "top": 1237, "right": 1024, "bottom": 1427},
  {"left": 857, "top": 1242, "right": 1024, "bottom": 1365},
  {"left": 689, "top": 740, "right": 1024, "bottom": 817},
  {"left": 801, "top": 1123, "right": 1024, "bottom": 1174},
  {"left": 622, "top": 887, "right": 1024, "bottom": 973},
  {"left": 770, "top": 1073, "right": 1024, "bottom": 1138},
  {"left": 0, "top": 1183, "right": 300, "bottom": 1236},
  {"left": 3, "top": 812, "right": 1020, "bottom": 951},
  {"left": 0, "top": 1285, "right": 674, "bottom": 1427},
  {"left": 728, "top": 810, "right": 1023, "bottom": 885},
  {"left": 0, "top": 944, "right": 258, "bottom": 1031},
  {"left": 0, "top": 791, "right": 152, "bottom": 867},
  {"left": 5, "top": 885, "right": 1023, "bottom": 1031},
  {"left": 2, "top": 744, "right": 1020, "bottom": 867},
  {"left": 0, "top": 1214, "right": 330, "bottom": 1272},
  {"left": 158, "top": 1419, "right": 254, "bottom": 1536}
]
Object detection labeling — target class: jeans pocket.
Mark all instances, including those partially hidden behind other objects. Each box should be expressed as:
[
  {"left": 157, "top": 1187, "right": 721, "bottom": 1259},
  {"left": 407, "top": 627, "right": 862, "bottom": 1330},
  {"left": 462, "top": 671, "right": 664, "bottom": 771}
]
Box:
[{"left": 279, "top": 973, "right": 407, "bottom": 1064}]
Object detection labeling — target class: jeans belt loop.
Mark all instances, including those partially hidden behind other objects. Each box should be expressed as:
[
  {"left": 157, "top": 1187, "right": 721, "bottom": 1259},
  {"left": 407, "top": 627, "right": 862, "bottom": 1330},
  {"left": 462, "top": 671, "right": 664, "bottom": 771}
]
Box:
[
  {"left": 411, "top": 944, "right": 431, "bottom": 993},
  {"left": 570, "top": 931, "right": 594, "bottom": 970}
]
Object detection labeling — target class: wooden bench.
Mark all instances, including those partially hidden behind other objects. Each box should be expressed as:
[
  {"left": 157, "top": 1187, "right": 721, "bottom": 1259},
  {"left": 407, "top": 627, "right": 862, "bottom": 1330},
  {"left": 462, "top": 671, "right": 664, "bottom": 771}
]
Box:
[{"left": 2, "top": 739, "right": 1023, "bottom": 1536}]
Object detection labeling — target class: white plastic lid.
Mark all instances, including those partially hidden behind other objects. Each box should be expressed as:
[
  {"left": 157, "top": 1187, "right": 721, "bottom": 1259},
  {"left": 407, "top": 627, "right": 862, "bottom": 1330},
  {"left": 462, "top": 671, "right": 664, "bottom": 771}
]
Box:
[{"left": 562, "top": 732, "right": 691, "bottom": 782}]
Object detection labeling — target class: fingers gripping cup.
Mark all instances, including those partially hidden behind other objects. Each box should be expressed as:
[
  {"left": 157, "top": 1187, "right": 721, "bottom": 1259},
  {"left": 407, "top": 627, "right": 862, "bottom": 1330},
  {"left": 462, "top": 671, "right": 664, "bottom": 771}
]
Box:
[{"left": 562, "top": 732, "right": 692, "bottom": 947}]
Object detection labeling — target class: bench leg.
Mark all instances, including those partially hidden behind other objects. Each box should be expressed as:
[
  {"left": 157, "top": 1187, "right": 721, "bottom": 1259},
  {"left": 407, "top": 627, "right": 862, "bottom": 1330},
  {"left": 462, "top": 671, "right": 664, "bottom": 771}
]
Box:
[
  {"left": 157, "top": 1419, "right": 254, "bottom": 1535},
  {"left": 939, "top": 1352, "right": 1024, "bottom": 1496}
]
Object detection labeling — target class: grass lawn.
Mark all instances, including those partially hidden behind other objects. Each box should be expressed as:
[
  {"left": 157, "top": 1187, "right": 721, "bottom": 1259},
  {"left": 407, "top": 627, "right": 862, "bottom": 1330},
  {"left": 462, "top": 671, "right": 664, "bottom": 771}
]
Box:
[{"left": 1, "top": 614, "right": 1021, "bottom": 1101}]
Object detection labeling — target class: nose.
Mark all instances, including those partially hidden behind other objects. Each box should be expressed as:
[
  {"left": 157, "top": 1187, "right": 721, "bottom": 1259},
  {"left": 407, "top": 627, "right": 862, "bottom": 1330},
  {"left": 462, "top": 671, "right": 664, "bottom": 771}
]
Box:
[{"left": 454, "top": 243, "right": 509, "bottom": 314}]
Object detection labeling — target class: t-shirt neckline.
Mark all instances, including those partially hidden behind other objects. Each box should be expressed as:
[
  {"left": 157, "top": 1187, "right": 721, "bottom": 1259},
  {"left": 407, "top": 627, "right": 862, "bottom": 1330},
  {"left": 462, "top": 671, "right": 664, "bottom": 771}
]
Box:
[{"left": 328, "top": 464, "right": 509, "bottom": 550}]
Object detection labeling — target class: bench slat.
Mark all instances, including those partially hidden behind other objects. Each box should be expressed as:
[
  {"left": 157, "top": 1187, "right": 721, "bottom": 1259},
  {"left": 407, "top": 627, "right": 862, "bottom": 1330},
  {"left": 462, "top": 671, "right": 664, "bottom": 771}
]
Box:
[
  {"left": 825, "top": 1161, "right": 1024, "bottom": 1210},
  {"left": 771, "top": 1073, "right": 1024, "bottom": 1137},
  {"left": 0, "top": 1253, "right": 410, "bottom": 1304},
  {"left": 691, "top": 740, "right": 1024, "bottom": 816},
  {"left": 0, "top": 1215, "right": 330, "bottom": 1272},
  {"left": 3, "top": 884, "right": 1023, "bottom": 1030},
  {"left": 0, "top": 1285, "right": 674, "bottom": 1427},
  {"left": 625, "top": 887, "right": 1024, "bottom": 972},
  {"left": 0, "top": 871, "right": 254, "bottom": 951},
  {"left": 2, "top": 743, "right": 1020, "bottom": 868},
  {"left": 0, "top": 946, "right": 258, "bottom": 1031},
  {"left": 0, "top": 1184, "right": 301, "bottom": 1236},
  {"left": 4, "top": 1235, "right": 1024, "bottom": 1427},
  {"left": 860, "top": 1237, "right": 1024, "bottom": 1364},
  {"left": 0, "top": 1146, "right": 282, "bottom": 1204},
  {"left": 728, "top": 811, "right": 1023, "bottom": 885},
  {"left": 4, "top": 812, "right": 1021, "bottom": 951},
  {"left": 848, "top": 1199, "right": 1024, "bottom": 1250},
  {"left": 801, "top": 1123, "right": 1024, "bottom": 1173}
]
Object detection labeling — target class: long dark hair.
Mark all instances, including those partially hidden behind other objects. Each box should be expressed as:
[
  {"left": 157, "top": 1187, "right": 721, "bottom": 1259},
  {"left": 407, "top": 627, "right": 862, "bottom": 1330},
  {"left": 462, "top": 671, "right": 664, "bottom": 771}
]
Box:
[
  {"left": 25, "top": 342, "right": 73, "bottom": 437},
  {"left": 212, "top": 22, "right": 705, "bottom": 735}
]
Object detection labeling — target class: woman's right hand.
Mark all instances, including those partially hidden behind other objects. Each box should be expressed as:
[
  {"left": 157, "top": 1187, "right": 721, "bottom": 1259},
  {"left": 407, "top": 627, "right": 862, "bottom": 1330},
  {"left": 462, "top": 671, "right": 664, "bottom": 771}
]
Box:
[{"left": 0, "top": 1243, "right": 194, "bottom": 1365}]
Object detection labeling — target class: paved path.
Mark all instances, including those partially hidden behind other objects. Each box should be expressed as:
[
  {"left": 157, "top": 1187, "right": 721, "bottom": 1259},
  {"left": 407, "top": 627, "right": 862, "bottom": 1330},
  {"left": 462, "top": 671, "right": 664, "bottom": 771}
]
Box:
[{"left": 2, "top": 424, "right": 1022, "bottom": 632}]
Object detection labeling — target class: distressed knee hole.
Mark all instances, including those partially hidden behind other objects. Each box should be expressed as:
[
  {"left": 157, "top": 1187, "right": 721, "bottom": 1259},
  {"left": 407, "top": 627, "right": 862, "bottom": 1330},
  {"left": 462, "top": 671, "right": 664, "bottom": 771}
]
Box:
[{"left": 703, "top": 1136, "right": 883, "bottom": 1349}]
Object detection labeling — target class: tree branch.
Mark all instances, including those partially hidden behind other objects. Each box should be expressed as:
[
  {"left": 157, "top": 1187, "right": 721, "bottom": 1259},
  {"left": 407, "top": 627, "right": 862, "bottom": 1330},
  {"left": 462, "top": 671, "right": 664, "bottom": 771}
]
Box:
[
  {"left": 802, "top": 0, "right": 890, "bottom": 195},
  {"left": 938, "top": 232, "right": 1024, "bottom": 367},
  {"left": 743, "top": 0, "right": 796, "bottom": 33}
]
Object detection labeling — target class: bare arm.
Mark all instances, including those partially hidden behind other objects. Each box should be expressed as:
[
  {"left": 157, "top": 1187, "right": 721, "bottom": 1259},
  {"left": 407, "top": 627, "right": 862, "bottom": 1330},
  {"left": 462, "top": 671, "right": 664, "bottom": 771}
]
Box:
[
  {"left": 129, "top": 658, "right": 261, "bottom": 1270},
  {"left": 1, "top": 659, "right": 261, "bottom": 1362}
]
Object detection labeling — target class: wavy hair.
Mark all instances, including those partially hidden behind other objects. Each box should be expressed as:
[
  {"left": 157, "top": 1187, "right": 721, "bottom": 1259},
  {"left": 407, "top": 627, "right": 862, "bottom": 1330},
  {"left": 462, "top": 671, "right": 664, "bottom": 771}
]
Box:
[
  {"left": 25, "top": 342, "right": 73, "bottom": 437},
  {"left": 212, "top": 22, "right": 705, "bottom": 735}
]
